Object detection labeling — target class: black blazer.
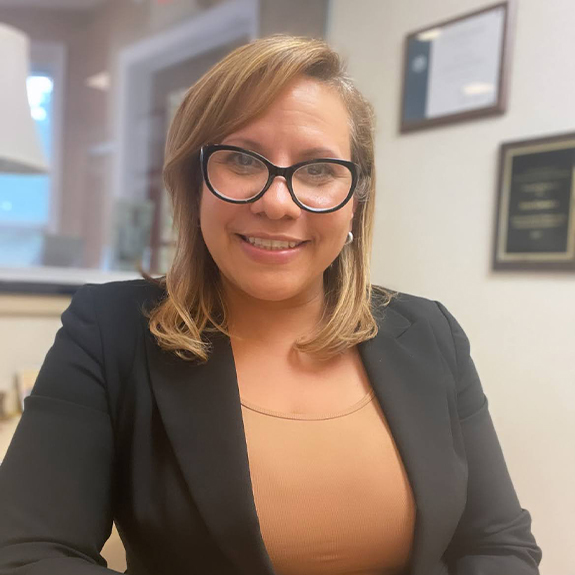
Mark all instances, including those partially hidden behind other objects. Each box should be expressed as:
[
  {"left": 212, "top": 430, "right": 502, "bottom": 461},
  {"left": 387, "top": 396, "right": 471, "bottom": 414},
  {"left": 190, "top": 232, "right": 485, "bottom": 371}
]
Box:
[{"left": 0, "top": 279, "right": 541, "bottom": 575}]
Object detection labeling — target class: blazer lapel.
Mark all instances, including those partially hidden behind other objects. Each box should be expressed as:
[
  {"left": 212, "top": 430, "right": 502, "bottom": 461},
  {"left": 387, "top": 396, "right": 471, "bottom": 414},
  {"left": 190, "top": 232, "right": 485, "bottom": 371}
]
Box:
[
  {"left": 143, "top": 295, "right": 466, "bottom": 575},
  {"left": 358, "top": 305, "right": 467, "bottom": 575},
  {"left": 144, "top": 329, "right": 276, "bottom": 575}
]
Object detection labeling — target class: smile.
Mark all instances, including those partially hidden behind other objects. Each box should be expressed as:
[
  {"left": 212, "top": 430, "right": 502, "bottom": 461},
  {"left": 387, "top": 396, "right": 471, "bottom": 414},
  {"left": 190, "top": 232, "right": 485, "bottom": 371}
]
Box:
[{"left": 239, "top": 235, "right": 306, "bottom": 251}]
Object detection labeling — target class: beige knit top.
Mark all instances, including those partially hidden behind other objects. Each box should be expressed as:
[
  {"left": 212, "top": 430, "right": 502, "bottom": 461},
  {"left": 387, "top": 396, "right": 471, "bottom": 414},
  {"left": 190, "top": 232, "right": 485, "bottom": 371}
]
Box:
[{"left": 240, "top": 387, "right": 416, "bottom": 575}]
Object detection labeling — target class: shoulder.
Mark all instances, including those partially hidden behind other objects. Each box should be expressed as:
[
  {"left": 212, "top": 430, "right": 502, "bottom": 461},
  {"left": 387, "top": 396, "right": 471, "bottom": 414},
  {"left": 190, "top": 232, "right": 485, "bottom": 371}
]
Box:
[
  {"left": 372, "top": 284, "right": 452, "bottom": 329},
  {"left": 65, "top": 278, "right": 165, "bottom": 351},
  {"left": 83, "top": 277, "right": 165, "bottom": 305},
  {"left": 62, "top": 278, "right": 166, "bottom": 376},
  {"left": 371, "top": 285, "right": 465, "bottom": 375},
  {"left": 73, "top": 277, "right": 165, "bottom": 320}
]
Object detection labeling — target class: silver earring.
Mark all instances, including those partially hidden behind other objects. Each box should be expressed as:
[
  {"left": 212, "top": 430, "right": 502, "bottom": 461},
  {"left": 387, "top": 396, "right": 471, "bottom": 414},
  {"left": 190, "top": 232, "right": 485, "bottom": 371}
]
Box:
[{"left": 345, "top": 231, "right": 354, "bottom": 245}]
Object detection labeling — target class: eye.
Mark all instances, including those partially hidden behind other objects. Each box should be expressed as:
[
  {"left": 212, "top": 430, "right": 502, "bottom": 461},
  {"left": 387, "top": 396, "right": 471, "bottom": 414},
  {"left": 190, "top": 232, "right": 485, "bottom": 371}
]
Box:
[
  {"left": 307, "top": 164, "right": 325, "bottom": 175},
  {"left": 228, "top": 152, "right": 257, "bottom": 167},
  {"left": 219, "top": 151, "right": 268, "bottom": 176},
  {"left": 302, "top": 163, "right": 335, "bottom": 178}
]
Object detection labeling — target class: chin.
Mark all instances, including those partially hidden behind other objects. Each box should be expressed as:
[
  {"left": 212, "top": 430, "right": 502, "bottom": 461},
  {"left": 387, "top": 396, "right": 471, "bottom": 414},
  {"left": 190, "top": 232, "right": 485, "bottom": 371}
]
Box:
[
  {"left": 227, "top": 272, "right": 316, "bottom": 303},
  {"left": 243, "top": 282, "right": 303, "bottom": 303}
]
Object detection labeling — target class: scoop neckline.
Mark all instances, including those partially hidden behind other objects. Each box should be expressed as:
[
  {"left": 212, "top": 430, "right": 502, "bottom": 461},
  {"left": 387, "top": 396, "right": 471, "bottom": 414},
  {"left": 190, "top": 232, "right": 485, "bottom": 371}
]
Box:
[{"left": 240, "top": 388, "right": 375, "bottom": 421}]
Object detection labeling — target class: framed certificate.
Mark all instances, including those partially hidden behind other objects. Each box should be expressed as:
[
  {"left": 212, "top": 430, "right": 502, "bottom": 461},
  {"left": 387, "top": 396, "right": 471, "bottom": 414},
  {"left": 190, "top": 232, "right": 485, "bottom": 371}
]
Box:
[
  {"left": 400, "top": 2, "right": 514, "bottom": 133},
  {"left": 493, "top": 133, "right": 575, "bottom": 271}
]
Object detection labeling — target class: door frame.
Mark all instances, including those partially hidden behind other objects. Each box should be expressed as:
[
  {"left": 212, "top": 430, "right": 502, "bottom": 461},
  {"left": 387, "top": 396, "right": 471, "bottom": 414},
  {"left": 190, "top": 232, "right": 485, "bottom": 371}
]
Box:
[{"left": 108, "top": 0, "right": 259, "bottom": 265}]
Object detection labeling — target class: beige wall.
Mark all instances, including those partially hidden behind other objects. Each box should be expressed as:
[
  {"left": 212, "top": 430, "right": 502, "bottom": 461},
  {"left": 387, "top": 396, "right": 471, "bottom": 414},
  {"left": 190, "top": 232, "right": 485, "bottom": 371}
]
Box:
[
  {"left": 261, "top": 0, "right": 327, "bottom": 37},
  {"left": 0, "top": 7, "right": 88, "bottom": 42},
  {"left": 328, "top": 1, "right": 575, "bottom": 573}
]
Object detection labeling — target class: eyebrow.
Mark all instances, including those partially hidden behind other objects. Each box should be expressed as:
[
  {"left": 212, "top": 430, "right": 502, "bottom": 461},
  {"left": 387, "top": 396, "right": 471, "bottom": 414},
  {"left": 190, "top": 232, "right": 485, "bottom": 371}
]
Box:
[{"left": 221, "top": 137, "right": 344, "bottom": 161}]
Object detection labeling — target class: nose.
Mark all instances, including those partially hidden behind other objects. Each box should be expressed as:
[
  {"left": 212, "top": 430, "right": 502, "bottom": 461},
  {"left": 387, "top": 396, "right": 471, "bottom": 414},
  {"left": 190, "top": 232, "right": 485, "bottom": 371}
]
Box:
[{"left": 249, "top": 176, "right": 302, "bottom": 220}]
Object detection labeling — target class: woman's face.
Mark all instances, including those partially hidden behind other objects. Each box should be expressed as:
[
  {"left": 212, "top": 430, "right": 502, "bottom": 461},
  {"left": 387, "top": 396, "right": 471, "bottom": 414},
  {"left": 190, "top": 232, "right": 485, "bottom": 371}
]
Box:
[{"left": 199, "top": 76, "right": 355, "bottom": 304}]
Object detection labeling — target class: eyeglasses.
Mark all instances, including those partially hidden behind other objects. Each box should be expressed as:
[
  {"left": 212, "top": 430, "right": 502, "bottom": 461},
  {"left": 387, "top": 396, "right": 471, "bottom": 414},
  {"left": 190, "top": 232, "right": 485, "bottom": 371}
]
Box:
[{"left": 200, "top": 144, "right": 359, "bottom": 213}]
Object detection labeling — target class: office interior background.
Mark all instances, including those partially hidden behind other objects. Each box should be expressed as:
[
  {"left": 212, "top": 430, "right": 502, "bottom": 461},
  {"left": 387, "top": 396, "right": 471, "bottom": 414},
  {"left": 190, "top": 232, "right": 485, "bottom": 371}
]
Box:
[{"left": 0, "top": 0, "right": 573, "bottom": 573}]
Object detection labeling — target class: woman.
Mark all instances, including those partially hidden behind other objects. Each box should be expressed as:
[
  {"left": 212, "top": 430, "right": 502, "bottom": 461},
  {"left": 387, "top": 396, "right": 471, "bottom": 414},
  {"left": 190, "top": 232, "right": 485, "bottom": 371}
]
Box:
[{"left": 0, "top": 36, "right": 541, "bottom": 575}]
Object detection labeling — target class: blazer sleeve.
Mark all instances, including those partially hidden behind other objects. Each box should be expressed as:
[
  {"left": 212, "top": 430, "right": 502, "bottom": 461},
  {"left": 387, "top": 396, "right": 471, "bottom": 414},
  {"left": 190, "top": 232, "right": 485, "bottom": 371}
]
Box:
[
  {"left": 435, "top": 301, "right": 542, "bottom": 575},
  {"left": 0, "top": 285, "right": 123, "bottom": 574}
]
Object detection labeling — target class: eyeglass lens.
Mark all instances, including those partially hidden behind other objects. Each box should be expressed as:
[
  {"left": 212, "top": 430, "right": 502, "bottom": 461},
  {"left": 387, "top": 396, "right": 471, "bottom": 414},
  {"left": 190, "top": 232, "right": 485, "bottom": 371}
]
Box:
[{"left": 207, "top": 150, "right": 353, "bottom": 210}]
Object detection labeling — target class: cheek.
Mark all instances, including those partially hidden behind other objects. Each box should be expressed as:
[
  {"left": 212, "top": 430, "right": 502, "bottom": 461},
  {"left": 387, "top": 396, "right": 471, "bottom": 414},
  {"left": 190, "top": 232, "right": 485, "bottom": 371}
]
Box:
[
  {"left": 320, "top": 206, "right": 354, "bottom": 240},
  {"left": 199, "top": 187, "right": 242, "bottom": 258},
  {"left": 200, "top": 186, "right": 227, "bottom": 230},
  {"left": 311, "top": 212, "right": 352, "bottom": 260},
  {"left": 199, "top": 185, "right": 214, "bottom": 223}
]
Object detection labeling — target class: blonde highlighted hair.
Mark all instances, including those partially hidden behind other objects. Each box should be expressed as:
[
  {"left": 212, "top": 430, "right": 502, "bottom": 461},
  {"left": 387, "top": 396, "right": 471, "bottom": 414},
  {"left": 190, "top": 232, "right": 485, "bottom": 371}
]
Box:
[{"left": 142, "top": 35, "right": 394, "bottom": 362}]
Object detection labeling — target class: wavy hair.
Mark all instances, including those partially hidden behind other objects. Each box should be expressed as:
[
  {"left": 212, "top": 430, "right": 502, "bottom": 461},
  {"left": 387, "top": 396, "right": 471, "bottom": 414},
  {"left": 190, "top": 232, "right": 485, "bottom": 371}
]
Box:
[{"left": 142, "top": 35, "right": 394, "bottom": 362}]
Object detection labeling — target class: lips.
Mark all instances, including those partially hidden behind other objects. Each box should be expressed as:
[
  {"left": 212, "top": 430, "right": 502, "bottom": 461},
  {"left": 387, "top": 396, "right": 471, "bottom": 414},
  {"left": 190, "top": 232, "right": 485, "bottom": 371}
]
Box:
[
  {"left": 234, "top": 234, "right": 308, "bottom": 263},
  {"left": 238, "top": 234, "right": 308, "bottom": 251}
]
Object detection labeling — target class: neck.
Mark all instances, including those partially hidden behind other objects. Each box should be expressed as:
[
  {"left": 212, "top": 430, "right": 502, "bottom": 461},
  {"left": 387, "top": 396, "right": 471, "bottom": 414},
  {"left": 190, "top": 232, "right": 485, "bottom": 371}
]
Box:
[{"left": 222, "top": 278, "right": 325, "bottom": 348}]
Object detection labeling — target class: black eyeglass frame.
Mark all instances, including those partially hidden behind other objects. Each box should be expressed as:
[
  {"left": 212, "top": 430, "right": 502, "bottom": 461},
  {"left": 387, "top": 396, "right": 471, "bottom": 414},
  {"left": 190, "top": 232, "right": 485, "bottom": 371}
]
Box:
[{"left": 200, "top": 144, "right": 359, "bottom": 214}]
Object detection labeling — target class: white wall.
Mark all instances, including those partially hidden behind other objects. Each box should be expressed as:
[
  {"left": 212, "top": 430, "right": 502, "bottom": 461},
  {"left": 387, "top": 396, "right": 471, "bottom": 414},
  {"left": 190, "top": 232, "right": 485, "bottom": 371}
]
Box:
[{"left": 328, "top": 1, "right": 575, "bottom": 573}]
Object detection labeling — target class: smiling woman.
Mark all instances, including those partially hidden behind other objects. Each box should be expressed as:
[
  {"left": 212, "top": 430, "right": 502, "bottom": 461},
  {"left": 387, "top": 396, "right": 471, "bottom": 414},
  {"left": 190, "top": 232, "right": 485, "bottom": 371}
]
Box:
[
  {"left": 0, "top": 34, "right": 541, "bottom": 575},
  {"left": 199, "top": 77, "right": 358, "bottom": 316},
  {"left": 145, "top": 35, "right": 383, "bottom": 362}
]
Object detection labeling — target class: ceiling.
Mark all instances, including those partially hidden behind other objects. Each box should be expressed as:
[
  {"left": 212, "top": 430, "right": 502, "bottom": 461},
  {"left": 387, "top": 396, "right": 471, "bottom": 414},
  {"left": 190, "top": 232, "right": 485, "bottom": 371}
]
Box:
[{"left": 0, "top": 0, "right": 107, "bottom": 9}]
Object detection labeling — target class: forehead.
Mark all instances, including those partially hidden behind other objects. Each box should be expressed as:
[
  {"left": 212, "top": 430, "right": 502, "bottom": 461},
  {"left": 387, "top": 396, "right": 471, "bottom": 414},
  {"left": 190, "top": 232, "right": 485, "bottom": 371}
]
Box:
[{"left": 223, "top": 77, "right": 351, "bottom": 159}]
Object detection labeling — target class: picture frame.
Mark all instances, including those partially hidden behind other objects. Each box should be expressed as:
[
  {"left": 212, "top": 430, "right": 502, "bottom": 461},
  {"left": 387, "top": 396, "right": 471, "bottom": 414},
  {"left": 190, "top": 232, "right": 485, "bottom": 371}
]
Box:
[
  {"left": 493, "top": 132, "right": 575, "bottom": 271},
  {"left": 400, "top": 1, "right": 514, "bottom": 133}
]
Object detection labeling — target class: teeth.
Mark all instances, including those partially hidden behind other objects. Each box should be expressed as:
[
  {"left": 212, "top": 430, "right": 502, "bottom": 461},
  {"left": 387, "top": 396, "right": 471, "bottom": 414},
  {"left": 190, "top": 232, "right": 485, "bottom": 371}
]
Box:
[{"left": 245, "top": 236, "right": 301, "bottom": 250}]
